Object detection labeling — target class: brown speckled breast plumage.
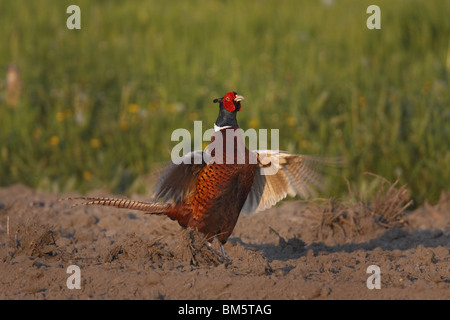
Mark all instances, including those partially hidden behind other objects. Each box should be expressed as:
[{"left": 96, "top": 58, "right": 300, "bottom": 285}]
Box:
[{"left": 165, "top": 128, "right": 257, "bottom": 244}]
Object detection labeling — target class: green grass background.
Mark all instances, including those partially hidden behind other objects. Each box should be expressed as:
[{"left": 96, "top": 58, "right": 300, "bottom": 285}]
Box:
[{"left": 0, "top": 0, "right": 449, "bottom": 206}]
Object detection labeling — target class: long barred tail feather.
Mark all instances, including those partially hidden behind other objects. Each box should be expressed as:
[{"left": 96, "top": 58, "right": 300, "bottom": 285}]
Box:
[{"left": 61, "top": 197, "right": 171, "bottom": 215}]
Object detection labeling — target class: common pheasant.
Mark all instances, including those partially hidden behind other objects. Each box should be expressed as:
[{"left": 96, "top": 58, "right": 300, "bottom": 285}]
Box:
[{"left": 70, "top": 91, "right": 330, "bottom": 257}]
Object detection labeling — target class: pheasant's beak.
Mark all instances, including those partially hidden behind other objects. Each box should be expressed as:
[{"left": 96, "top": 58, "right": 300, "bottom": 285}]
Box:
[{"left": 234, "top": 95, "right": 245, "bottom": 102}]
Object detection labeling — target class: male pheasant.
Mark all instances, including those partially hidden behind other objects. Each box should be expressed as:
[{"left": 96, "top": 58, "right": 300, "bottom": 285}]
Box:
[{"left": 70, "top": 91, "right": 329, "bottom": 257}]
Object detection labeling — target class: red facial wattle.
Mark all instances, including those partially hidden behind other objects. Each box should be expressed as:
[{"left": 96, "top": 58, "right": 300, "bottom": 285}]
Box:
[{"left": 222, "top": 91, "right": 237, "bottom": 112}]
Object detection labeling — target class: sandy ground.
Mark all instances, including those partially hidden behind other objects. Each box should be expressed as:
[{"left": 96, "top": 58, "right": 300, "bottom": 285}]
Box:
[{"left": 0, "top": 184, "right": 448, "bottom": 300}]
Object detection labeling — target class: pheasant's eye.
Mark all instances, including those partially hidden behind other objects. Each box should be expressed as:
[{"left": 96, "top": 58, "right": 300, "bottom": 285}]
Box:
[{"left": 225, "top": 97, "right": 230, "bottom": 102}]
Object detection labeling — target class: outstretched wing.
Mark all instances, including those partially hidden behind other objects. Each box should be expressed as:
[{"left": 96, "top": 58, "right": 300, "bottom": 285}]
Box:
[
  {"left": 153, "top": 150, "right": 207, "bottom": 204},
  {"left": 240, "top": 151, "right": 335, "bottom": 215}
]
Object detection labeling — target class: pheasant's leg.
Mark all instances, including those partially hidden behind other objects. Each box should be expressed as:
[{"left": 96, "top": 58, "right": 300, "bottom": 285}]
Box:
[{"left": 220, "top": 244, "right": 227, "bottom": 259}]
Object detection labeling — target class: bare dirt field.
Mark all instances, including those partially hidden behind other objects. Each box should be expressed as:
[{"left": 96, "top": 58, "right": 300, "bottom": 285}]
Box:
[{"left": 0, "top": 184, "right": 448, "bottom": 300}]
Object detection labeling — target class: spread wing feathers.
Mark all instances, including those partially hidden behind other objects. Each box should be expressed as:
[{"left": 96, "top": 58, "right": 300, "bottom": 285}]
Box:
[
  {"left": 153, "top": 150, "right": 207, "bottom": 204},
  {"left": 240, "top": 151, "right": 331, "bottom": 216},
  {"left": 65, "top": 197, "right": 170, "bottom": 214}
]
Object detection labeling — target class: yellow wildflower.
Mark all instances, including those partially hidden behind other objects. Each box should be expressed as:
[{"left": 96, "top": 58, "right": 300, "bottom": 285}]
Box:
[
  {"left": 248, "top": 119, "right": 259, "bottom": 128},
  {"left": 128, "top": 104, "right": 139, "bottom": 114},
  {"left": 56, "top": 112, "right": 65, "bottom": 122},
  {"left": 285, "top": 116, "right": 296, "bottom": 127},
  {"left": 50, "top": 136, "right": 59, "bottom": 146},
  {"left": 90, "top": 138, "right": 100, "bottom": 148},
  {"left": 83, "top": 170, "right": 92, "bottom": 181}
]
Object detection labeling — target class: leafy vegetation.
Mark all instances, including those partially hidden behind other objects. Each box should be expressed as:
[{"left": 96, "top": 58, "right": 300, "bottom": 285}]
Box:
[{"left": 0, "top": 0, "right": 449, "bottom": 206}]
